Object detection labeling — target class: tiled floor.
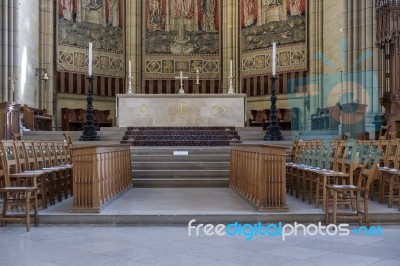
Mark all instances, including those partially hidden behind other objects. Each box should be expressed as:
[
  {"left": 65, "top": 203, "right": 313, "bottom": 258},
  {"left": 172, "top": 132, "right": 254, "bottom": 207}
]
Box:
[{"left": 1, "top": 225, "right": 400, "bottom": 266}]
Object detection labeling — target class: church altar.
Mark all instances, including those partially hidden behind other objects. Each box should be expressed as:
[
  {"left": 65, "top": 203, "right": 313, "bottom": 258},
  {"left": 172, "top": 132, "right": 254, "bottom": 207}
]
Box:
[{"left": 116, "top": 94, "right": 246, "bottom": 127}]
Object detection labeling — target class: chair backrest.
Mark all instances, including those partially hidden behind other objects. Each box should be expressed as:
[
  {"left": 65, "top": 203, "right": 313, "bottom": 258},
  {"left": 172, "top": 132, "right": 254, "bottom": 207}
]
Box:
[
  {"left": 378, "top": 125, "right": 391, "bottom": 140},
  {"left": 0, "top": 144, "right": 7, "bottom": 187},
  {"left": 356, "top": 151, "right": 382, "bottom": 192},
  {"left": 38, "top": 141, "right": 53, "bottom": 168},
  {"left": 12, "top": 133, "right": 22, "bottom": 141},
  {"left": 45, "top": 141, "right": 59, "bottom": 167},
  {"left": 0, "top": 140, "right": 22, "bottom": 176},
  {"left": 32, "top": 141, "right": 46, "bottom": 169},
  {"left": 13, "top": 140, "right": 29, "bottom": 172},
  {"left": 22, "top": 141, "right": 40, "bottom": 171},
  {"left": 309, "top": 140, "right": 323, "bottom": 167},
  {"left": 318, "top": 140, "right": 337, "bottom": 169},
  {"left": 63, "top": 133, "right": 73, "bottom": 149}
]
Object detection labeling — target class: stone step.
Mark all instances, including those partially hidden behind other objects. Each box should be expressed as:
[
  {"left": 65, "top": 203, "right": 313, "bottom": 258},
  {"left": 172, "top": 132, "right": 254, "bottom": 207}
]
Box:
[
  {"left": 133, "top": 161, "right": 230, "bottom": 170},
  {"left": 127, "top": 126, "right": 236, "bottom": 130},
  {"left": 132, "top": 154, "right": 230, "bottom": 162},
  {"left": 131, "top": 146, "right": 231, "bottom": 155},
  {"left": 123, "top": 135, "right": 240, "bottom": 141},
  {"left": 125, "top": 140, "right": 239, "bottom": 146},
  {"left": 132, "top": 178, "right": 229, "bottom": 187},
  {"left": 132, "top": 169, "right": 230, "bottom": 179},
  {"left": 125, "top": 130, "right": 239, "bottom": 135}
]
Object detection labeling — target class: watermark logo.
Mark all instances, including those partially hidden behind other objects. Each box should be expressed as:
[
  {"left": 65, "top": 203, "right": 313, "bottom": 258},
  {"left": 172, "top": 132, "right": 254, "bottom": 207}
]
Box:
[
  {"left": 287, "top": 38, "right": 378, "bottom": 135},
  {"left": 188, "top": 220, "right": 383, "bottom": 241}
]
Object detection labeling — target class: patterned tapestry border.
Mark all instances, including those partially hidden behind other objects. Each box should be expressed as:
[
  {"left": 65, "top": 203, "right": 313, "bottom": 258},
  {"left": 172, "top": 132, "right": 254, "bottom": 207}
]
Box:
[
  {"left": 57, "top": 0, "right": 125, "bottom": 78},
  {"left": 145, "top": 55, "right": 219, "bottom": 80},
  {"left": 241, "top": 43, "right": 306, "bottom": 77}
]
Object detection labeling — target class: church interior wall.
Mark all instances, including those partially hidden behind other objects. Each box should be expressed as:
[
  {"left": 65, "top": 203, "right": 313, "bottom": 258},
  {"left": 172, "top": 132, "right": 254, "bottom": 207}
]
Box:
[{"left": 3, "top": 1, "right": 381, "bottom": 134}]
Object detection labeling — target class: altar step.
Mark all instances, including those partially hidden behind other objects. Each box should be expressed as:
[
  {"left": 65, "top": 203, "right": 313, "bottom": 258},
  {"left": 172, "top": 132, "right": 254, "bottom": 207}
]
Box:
[
  {"left": 122, "top": 127, "right": 241, "bottom": 146},
  {"left": 131, "top": 146, "right": 231, "bottom": 187}
]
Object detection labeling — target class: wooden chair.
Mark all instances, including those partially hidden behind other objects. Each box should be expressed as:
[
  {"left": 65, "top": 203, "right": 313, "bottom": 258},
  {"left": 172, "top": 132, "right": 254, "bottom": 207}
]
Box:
[
  {"left": 54, "top": 141, "right": 73, "bottom": 197},
  {"left": 13, "top": 141, "right": 48, "bottom": 209},
  {"left": 325, "top": 151, "right": 382, "bottom": 226},
  {"left": 63, "top": 132, "right": 73, "bottom": 149},
  {"left": 378, "top": 125, "right": 391, "bottom": 140},
  {"left": 12, "top": 133, "right": 22, "bottom": 141},
  {"left": 37, "top": 141, "right": 69, "bottom": 203},
  {"left": 311, "top": 140, "right": 355, "bottom": 211},
  {"left": 0, "top": 140, "right": 41, "bottom": 231},
  {"left": 379, "top": 139, "right": 400, "bottom": 208}
]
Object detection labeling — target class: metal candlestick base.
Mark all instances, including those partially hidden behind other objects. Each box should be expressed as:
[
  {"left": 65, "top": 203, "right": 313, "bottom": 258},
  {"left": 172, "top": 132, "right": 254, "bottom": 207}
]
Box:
[
  {"left": 80, "top": 76, "right": 100, "bottom": 141},
  {"left": 264, "top": 76, "right": 284, "bottom": 141}
]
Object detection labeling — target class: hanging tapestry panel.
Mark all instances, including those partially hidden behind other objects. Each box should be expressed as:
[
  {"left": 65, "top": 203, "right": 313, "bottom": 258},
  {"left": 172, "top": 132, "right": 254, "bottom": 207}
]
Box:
[
  {"left": 241, "top": 0, "right": 307, "bottom": 77},
  {"left": 144, "top": 0, "right": 220, "bottom": 80},
  {"left": 57, "top": 0, "right": 125, "bottom": 77}
]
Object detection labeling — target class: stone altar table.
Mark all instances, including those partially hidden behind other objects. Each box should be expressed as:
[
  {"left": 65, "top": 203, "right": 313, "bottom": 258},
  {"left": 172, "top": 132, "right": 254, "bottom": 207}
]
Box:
[{"left": 116, "top": 94, "right": 246, "bottom": 127}]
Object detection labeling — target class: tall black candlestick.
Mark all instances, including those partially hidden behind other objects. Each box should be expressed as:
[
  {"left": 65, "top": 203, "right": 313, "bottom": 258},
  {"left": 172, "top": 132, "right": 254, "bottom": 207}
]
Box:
[
  {"left": 264, "top": 76, "right": 283, "bottom": 141},
  {"left": 80, "top": 76, "right": 99, "bottom": 141}
]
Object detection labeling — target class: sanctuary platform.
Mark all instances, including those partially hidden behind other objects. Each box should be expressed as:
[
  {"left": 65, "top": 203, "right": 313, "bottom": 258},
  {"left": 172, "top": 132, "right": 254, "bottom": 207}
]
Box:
[
  {"left": 116, "top": 94, "right": 246, "bottom": 127},
  {"left": 35, "top": 188, "right": 400, "bottom": 225}
]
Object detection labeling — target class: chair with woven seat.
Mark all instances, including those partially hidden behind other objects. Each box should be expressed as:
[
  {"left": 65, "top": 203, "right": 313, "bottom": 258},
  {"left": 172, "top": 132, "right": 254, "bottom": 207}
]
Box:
[
  {"left": 13, "top": 140, "right": 52, "bottom": 209},
  {"left": 0, "top": 140, "right": 42, "bottom": 231},
  {"left": 325, "top": 151, "right": 382, "bottom": 226}
]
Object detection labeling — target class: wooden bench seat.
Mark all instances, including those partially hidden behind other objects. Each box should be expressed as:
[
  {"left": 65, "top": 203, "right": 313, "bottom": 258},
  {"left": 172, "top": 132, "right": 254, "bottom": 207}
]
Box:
[
  {"left": 21, "top": 104, "right": 53, "bottom": 131},
  {"left": 62, "top": 108, "right": 113, "bottom": 131}
]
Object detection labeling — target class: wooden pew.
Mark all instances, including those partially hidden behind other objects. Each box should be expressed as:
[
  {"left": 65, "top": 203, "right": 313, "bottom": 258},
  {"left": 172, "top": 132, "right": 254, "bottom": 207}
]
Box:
[
  {"left": 249, "top": 108, "right": 299, "bottom": 130},
  {"left": 230, "top": 144, "right": 288, "bottom": 211},
  {"left": 21, "top": 104, "right": 53, "bottom": 131},
  {"left": 62, "top": 108, "right": 113, "bottom": 131},
  {"left": 70, "top": 144, "right": 132, "bottom": 213}
]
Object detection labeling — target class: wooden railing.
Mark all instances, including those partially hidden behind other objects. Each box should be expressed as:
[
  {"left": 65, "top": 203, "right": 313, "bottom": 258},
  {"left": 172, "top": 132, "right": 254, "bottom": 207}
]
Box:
[
  {"left": 230, "top": 144, "right": 288, "bottom": 212},
  {"left": 70, "top": 144, "right": 132, "bottom": 213}
]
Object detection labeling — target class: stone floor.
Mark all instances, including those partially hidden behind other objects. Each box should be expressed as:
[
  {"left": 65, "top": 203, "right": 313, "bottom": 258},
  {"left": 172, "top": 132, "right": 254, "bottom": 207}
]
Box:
[
  {"left": 2, "top": 225, "right": 400, "bottom": 266},
  {"left": 1, "top": 188, "right": 400, "bottom": 265},
  {"left": 37, "top": 188, "right": 400, "bottom": 225}
]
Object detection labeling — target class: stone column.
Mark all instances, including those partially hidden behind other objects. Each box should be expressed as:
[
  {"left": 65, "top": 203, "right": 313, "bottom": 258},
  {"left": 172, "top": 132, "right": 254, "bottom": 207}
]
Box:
[
  {"left": 343, "top": 0, "right": 379, "bottom": 136},
  {"left": 0, "top": 0, "right": 19, "bottom": 102},
  {"left": 125, "top": 0, "right": 142, "bottom": 93},
  {"left": 222, "top": 0, "right": 239, "bottom": 94},
  {"left": 39, "top": 0, "right": 54, "bottom": 118},
  {"left": 308, "top": 0, "right": 323, "bottom": 129}
]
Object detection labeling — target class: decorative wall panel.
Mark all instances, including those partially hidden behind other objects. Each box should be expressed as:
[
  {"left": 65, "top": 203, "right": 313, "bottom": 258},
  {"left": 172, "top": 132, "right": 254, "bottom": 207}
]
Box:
[
  {"left": 57, "top": 0, "right": 124, "bottom": 77},
  {"left": 144, "top": 0, "right": 220, "bottom": 80},
  {"left": 241, "top": 0, "right": 307, "bottom": 77}
]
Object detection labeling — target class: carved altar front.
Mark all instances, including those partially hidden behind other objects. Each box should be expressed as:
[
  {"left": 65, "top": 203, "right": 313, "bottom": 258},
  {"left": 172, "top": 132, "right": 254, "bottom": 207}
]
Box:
[{"left": 116, "top": 94, "right": 246, "bottom": 127}]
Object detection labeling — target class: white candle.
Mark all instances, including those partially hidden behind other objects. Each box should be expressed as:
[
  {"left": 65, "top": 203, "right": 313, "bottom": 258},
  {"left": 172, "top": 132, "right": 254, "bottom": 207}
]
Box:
[
  {"left": 88, "top": 42, "right": 93, "bottom": 76},
  {"left": 272, "top": 42, "right": 276, "bottom": 76},
  {"left": 196, "top": 69, "right": 199, "bottom": 84},
  {"left": 129, "top": 60, "right": 132, "bottom": 77},
  {"left": 230, "top": 60, "right": 233, "bottom": 77}
]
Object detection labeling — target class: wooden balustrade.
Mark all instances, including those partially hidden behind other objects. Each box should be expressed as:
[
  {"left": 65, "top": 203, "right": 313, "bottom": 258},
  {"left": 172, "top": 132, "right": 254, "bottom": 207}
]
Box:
[
  {"left": 230, "top": 144, "right": 288, "bottom": 212},
  {"left": 70, "top": 144, "right": 132, "bottom": 213}
]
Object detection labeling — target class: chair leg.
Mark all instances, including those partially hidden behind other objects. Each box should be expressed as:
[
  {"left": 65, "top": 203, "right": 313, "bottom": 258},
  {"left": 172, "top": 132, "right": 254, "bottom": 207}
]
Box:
[
  {"left": 322, "top": 177, "right": 327, "bottom": 212},
  {"left": 364, "top": 194, "right": 370, "bottom": 227},
  {"left": 325, "top": 188, "right": 330, "bottom": 224},
  {"left": 25, "top": 192, "right": 30, "bottom": 232},
  {"left": 356, "top": 191, "right": 362, "bottom": 226},
  {"left": 34, "top": 190, "right": 39, "bottom": 227},
  {"left": 333, "top": 191, "right": 338, "bottom": 225},
  {"left": 1, "top": 193, "right": 8, "bottom": 227},
  {"left": 388, "top": 176, "right": 394, "bottom": 208},
  {"left": 315, "top": 178, "right": 320, "bottom": 209}
]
